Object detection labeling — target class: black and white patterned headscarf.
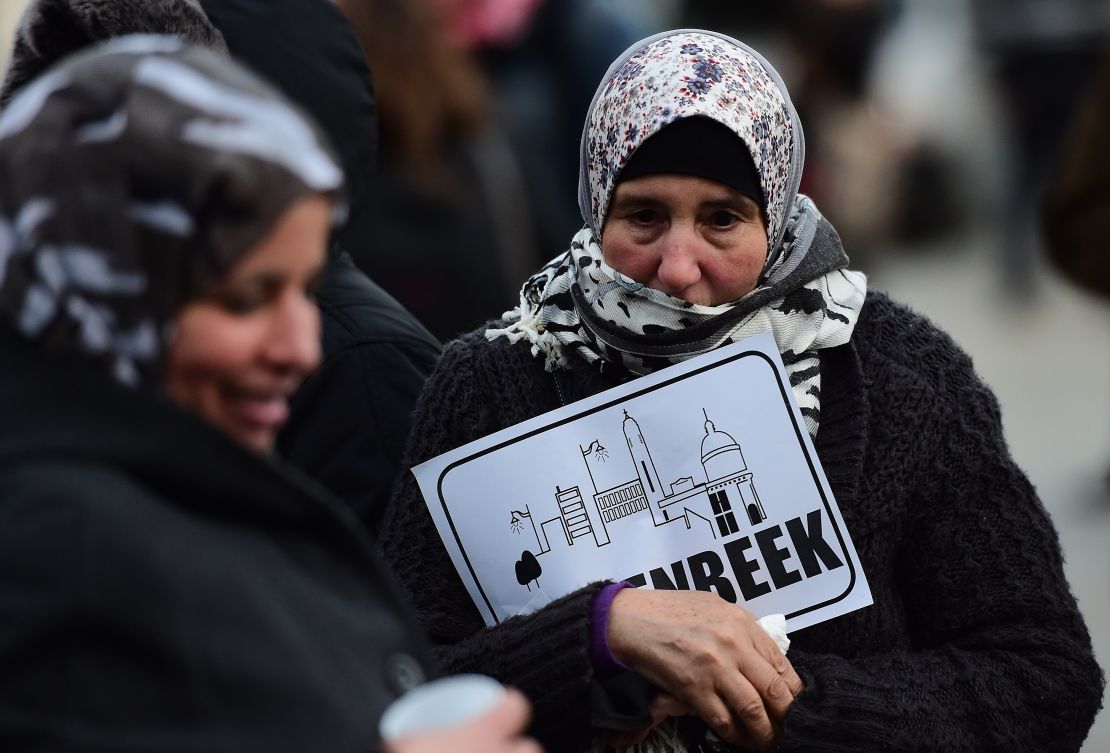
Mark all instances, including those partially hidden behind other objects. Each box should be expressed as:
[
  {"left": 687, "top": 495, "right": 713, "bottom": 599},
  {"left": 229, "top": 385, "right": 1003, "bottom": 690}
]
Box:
[
  {"left": 0, "top": 36, "right": 344, "bottom": 386},
  {"left": 488, "top": 30, "right": 867, "bottom": 438}
]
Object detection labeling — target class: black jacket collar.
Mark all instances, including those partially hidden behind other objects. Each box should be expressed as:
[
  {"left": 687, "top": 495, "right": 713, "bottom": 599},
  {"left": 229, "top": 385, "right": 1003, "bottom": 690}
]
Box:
[{"left": 0, "top": 329, "right": 369, "bottom": 546}]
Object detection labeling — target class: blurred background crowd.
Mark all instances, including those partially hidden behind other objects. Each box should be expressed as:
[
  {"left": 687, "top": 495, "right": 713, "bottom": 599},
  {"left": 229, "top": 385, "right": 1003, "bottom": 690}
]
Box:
[{"left": 1, "top": 0, "right": 1107, "bottom": 748}]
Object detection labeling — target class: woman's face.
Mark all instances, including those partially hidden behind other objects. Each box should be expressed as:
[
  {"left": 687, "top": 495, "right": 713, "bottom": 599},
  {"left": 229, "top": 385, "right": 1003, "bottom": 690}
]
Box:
[
  {"left": 601, "top": 174, "right": 768, "bottom": 306},
  {"left": 164, "top": 195, "right": 330, "bottom": 454}
]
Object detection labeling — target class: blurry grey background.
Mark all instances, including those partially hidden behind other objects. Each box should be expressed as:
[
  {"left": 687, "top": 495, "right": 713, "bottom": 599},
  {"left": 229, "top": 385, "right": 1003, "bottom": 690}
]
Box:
[{"left": 1, "top": 0, "right": 1106, "bottom": 748}]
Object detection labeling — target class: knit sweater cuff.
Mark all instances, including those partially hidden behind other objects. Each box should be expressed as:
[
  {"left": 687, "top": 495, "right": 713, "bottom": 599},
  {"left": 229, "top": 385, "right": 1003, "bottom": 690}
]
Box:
[
  {"left": 780, "top": 659, "right": 854, "bottom": 752},
  {"left": 588, "top": 581, "right": 631, "bottom": 677}
]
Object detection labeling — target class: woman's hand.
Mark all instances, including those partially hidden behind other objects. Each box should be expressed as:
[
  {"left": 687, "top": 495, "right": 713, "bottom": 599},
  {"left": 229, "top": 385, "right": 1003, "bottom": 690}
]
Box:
[
  {"left": 607, "top": 588, "right": 803, "bottom": 750},
  {"left": 384, "top": 688, "right": 542, "bottom": 753}
]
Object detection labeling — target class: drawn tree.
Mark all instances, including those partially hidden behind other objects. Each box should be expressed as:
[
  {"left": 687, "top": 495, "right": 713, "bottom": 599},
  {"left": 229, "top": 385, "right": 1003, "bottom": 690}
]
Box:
[{"left": 515, "top": 550, "right": 542, "bottom": 591}]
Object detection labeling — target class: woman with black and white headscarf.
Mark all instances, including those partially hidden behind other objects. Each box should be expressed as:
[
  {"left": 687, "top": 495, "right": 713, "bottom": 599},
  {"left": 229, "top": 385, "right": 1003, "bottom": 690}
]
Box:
[
  {"left": 0, "top": 37, "right": 536, "bottom": 753},
  {"left": 380, "top": 29, "right": 1103, "bottom": 753}
]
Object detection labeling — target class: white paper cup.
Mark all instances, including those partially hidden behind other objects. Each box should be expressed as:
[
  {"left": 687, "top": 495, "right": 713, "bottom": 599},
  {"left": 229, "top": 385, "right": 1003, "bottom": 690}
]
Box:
[{"left": 379, "top": 673, "right": 507, "bottom": 741}]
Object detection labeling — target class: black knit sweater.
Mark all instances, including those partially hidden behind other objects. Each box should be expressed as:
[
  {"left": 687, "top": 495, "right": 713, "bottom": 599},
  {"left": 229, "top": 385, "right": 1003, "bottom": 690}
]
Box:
[{"left": 380, "top": 291, "right": 1104, "bottom": 752}]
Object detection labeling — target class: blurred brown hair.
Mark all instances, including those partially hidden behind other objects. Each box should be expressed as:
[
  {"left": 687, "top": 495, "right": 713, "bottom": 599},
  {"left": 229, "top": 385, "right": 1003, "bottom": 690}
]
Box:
[{"left": 338, "top": 0, "right": 489, "bottom": 171}]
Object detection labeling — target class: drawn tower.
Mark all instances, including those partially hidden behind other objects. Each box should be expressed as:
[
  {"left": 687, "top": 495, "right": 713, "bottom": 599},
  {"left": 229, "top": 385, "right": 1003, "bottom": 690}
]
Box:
[
  {"left": 700, "top": 409, "right": 766, "bottom": 536},
  {"left": 623, "top": 410, "right": 667, "bottom": 524},
  {"left": 555, "top": 484, "right": 609, "bottom": 547}
]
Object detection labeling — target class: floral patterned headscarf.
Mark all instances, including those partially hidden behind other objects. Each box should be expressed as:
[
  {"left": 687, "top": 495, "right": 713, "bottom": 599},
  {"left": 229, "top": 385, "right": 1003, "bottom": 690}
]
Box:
[
  {"left": 0, "top": 36, "right": 343, "bottom": 386},
  {"left": 489, "top": 30, "right": 866, "bottom": 441},
  {"left": 578, "top": 29, "right": 804, "bottom": 273}
]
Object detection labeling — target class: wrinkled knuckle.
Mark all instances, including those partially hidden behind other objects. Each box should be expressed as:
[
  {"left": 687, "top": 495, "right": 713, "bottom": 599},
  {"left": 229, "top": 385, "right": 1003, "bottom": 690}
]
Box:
[
  {"left": 764, "top": 675, "right": 791, "bottom": 702},
  {"left": 725, "top": 636, "right": 748, "bottom": 658},
  {"left": 736, "top": 698, "right": 766, "bottom": 721},
  {"left": 692, "top": 644, "right": 723, "bottom": 668},
  {"left": 673, "top": 667, "right": 700, "bottom": 692}
]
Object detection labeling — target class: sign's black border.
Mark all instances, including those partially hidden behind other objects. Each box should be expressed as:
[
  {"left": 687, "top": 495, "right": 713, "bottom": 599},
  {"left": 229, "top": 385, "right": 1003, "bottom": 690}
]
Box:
[{"left": 435, "top": 349, "right": 857, "bottom": 624}]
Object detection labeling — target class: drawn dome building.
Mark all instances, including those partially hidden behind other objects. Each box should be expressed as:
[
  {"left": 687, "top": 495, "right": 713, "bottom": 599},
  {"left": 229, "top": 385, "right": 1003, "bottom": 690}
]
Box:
[
  {"left": 701, "top": 416, "right": 748, "bottom": 481},
  {"left": 700, "top": 410, "right": 767, "bottom": 534}
]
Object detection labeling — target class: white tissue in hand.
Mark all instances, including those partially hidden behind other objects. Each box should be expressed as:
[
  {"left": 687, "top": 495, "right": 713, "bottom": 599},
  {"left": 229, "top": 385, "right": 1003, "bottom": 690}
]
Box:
[{"left": 756, "top": 613, "right": 790, "bottom": 654}]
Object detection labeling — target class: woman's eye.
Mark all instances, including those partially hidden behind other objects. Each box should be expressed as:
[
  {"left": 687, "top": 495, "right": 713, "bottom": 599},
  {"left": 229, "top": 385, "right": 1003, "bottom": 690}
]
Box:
[
  {"left": 708, "top": 210, "right": 740, "bottom": 229},
  {"left": 219, "top": 294, "right": 263, "bottom": 315},
  {"left": 630, "top": 209, "right": 658, "bottom": 225},
  {"left": 209, "top": 286, "right": 268, "bottom": 315}
]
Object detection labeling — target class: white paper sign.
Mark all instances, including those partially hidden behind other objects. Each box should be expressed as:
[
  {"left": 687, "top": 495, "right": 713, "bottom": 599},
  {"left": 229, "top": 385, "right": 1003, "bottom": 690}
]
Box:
[{"left": 412, "top": 332, "right": 871, "bottom": 632}]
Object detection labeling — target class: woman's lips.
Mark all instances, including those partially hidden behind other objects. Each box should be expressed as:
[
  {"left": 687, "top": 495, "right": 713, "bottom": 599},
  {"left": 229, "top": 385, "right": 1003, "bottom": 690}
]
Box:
[{"left": 223, "top": 387, "right": 291, "bottom": 430}]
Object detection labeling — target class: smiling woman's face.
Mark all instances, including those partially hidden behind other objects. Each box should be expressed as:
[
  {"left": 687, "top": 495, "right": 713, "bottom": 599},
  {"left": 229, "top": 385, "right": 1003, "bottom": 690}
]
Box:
[
  {"left": 601, "top": 173, "right": 768, "bottom": 307},
  {"left": 164, "top": 195, "right": 330, "bottom": 453}
]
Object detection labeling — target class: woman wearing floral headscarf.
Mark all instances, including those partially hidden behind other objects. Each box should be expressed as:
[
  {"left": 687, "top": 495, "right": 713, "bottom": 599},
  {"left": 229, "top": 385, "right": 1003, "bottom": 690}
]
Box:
[
  {"left": 380, "top": 29, "right": 1103, "bottom": 753},
  {"left": 0, "top": 37, "right": 538, "bottom": 753}
]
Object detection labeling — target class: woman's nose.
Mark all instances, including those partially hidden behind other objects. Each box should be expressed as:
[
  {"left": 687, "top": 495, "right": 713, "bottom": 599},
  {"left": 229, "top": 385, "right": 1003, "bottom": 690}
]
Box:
[
  {"left": 265, "top": 295, "right": 321, "bottom": 376},
  {"left": 654, "top": 229, "right": 702, "bottom": 296}
]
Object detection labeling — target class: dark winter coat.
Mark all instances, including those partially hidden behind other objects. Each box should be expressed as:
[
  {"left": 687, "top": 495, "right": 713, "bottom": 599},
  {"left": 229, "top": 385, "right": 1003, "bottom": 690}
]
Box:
[
  {"left": 278, "top": 251, "right": 442, "bottom": 530},
  {"left": 380, "top": 291, "right": 1105, "bottom": 752},
  {"left": 0, "top": 328, "right": 435, "bottom": 751}
]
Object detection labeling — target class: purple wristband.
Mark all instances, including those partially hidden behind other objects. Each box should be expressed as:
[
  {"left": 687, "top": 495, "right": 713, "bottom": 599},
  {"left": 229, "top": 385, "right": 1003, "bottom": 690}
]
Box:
[{"left": 589, "top": 581, "right": 632, "bottom": 676}]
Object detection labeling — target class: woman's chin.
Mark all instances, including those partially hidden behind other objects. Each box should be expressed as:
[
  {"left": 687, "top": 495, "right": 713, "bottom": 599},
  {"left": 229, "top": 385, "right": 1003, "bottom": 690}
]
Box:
[
  {"left": 220, "top": 421, "right": 279, "bottom": 455},
  {"left": 217, "top": 395, "right": 290, "bottom": 454},
  {"left": 242, "top": 427, "right": 279, "bottom": 455}
]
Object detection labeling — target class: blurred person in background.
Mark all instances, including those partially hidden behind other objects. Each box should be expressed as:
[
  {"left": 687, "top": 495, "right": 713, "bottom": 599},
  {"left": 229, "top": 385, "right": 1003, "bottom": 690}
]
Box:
[
  {"left": 341, "top": 0, "right": 648, "bottom": 333},
  {"left": 1043, "top": 37, "right": 1110, "bottom": 300},
  {"left": 459, "top": 0, "right": 644, "bottom": 259},
  {"left": 2, "top": 0, "right": 444, "bottom": 534},
  {"left": 970, "top": 0, "right": 1110, "bottom": 295},
  {"left": 380, "top": 28, "right": 1104, "bottom": 753},
  {"left": 1042, "top": 36, "right": 1110, "bottom": 496},
  {"left": 0, "top": 37, "right": 539, "bottom": 753},
  {"left": 338, "top": 0, "right": 541, "bottom": 341}
]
